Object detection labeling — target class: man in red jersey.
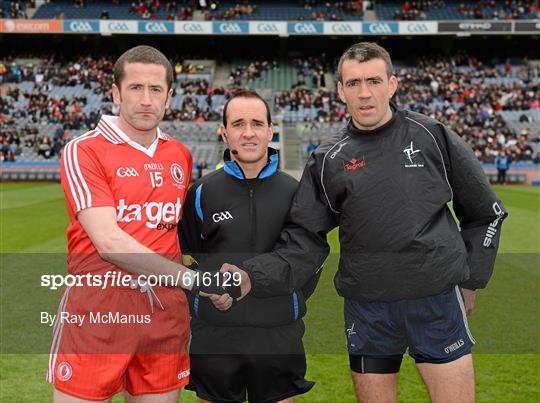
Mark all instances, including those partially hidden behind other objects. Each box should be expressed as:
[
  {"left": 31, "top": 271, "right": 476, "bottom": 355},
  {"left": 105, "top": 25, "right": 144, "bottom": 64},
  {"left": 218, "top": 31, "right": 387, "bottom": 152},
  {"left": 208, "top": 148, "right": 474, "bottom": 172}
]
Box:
[{"left": 49, "top": 46, "right": 237, "bottom": 403}]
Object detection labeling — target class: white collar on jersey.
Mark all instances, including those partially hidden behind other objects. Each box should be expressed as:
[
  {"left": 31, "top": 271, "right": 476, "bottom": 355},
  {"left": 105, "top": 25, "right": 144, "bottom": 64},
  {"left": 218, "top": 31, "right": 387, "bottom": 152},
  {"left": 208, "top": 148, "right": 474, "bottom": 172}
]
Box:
[{"left": 96, "top": 115, "right": 170, "bottom": 158}]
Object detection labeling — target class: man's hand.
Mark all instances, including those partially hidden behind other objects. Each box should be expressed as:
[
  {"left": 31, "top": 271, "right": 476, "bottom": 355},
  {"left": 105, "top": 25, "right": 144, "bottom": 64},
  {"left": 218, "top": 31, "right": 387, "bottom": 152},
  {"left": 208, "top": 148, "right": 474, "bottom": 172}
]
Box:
[
  {"left": 461, "top": 288, "right": 476, "bottom": 316},
  {"left": 190, "top": 271, "right": 241, "bottom": 298},
  {"left": 209, "top": 293, "right": 233, "bottom": 311},
  {"left": 220, "top": 263, "right": 251, "bottom": 300}
]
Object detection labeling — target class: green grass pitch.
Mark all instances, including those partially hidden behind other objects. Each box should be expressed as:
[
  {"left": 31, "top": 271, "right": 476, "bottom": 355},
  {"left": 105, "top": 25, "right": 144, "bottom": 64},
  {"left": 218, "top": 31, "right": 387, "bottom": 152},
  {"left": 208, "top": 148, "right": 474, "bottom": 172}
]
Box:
[{"left": 0, "top": 183, "right": 538, "bottom": 402}]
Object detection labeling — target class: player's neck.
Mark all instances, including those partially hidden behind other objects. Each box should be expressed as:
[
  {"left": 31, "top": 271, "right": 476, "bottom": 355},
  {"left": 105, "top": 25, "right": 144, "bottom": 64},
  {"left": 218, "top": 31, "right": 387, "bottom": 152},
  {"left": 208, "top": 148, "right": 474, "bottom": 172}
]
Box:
[
  {"left": 232, "top": 155, "right": 268, "bottom": 179},
  {"left": 116, "top": 117, "right": 157, "bottom": 148}
]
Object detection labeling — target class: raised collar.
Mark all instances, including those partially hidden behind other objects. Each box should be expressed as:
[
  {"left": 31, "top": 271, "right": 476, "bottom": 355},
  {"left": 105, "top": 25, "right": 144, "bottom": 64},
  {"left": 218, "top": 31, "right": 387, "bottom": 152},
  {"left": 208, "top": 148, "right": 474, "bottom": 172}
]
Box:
[
  {"left": 347, "top": 102, "right": 400, "bottom": 138},
  {"left": 223, "top": 147, "right": 279, "bottom": 180},
  {"left": 96, "top": 115, "right": 170, "bottom": 144}
]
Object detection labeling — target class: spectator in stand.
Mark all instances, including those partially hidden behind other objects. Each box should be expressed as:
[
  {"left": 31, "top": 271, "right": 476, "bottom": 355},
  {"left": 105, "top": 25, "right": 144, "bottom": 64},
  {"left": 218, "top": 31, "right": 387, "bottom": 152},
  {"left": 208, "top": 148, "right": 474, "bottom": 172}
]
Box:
[
  {"left": 195, "top": 159, "right": 208, "bottom": 180},
  {"left": 0, "top": 63, "right": 7, "bottom": 84},
  {"left": 229, "top": 60, "right": 279, "bottom": 86},
  {"left": 2, "top": 52, "right": 537, "bottom": 163},
  {"left": 457, "top": 0, "right": 538, "bottom": 19},
  {"left": 496, "top": 150, "right": 510, "bottom": 184}
]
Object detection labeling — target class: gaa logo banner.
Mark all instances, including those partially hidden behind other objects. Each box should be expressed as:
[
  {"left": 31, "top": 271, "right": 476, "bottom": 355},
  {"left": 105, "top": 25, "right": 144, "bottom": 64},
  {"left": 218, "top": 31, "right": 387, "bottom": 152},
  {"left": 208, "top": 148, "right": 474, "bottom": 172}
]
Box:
[
  {"left": 249, "top": 21, "right": 286, "bottom": 35},
  {"left": 175, "top": 21, "right": 212, "bottom": 34},
  {"left": 99, "top": 20, "right": 137, "bottom": 34},
  {"left": 139, "top": 21, "right": 174, "bottom": 34},
  {"left": 363, "top": 22, "right": 398, "bottom": 34},
  {"left": 398, "top": 21, "right": 437, "bottom": 35},
  {"left": 288, "top": 22, "right": 324, "bottom": 35},
  {"left": 323, "top": 22, "right": 362, "bottom": 35},
  {"left": 64, "top": 20, "right": 99, "bottom": 33},
  {"left": 213, "top": 22, "right": 249, "bottom": 34}
]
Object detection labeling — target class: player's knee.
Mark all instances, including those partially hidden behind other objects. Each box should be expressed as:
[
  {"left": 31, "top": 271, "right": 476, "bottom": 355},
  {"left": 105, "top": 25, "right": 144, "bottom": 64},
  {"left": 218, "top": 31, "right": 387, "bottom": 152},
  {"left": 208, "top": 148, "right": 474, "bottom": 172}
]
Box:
[{"left": 349, "top": 355, "right": 403, "bottom": 374}]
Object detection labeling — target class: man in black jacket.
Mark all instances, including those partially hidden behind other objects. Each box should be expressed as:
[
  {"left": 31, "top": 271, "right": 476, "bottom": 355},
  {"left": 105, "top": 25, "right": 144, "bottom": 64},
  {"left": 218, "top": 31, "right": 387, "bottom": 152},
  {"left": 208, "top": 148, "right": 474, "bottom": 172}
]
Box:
[
  {"left": 178, "top": 90, "right": 315, "bottom": 403},
  {"left": 223, "top": 43, "right": 507, "bottom": 402}
]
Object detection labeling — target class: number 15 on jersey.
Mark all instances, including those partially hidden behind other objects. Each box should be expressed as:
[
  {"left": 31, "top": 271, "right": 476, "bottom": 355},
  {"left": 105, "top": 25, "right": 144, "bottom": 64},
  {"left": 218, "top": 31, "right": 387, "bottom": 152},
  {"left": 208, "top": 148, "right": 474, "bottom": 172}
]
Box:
[{"left": 150, "top": 172, "right": 163, "bottom": 188}]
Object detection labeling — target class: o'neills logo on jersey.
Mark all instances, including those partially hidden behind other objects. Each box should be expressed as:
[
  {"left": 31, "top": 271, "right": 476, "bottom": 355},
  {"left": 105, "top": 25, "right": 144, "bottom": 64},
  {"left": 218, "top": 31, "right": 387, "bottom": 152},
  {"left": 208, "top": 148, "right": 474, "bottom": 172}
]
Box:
[
  {"left": 116, "top": 198, "right": 182, "bottom": 229},
  {"left": 144, "top": 163, "right": 164, "bottom": 171}
]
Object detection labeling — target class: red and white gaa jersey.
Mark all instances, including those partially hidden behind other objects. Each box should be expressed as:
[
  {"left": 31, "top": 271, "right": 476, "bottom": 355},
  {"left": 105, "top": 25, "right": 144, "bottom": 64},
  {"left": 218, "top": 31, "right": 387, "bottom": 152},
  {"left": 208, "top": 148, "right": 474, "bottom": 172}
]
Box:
[{"left": 60, "top": 115, "right": 192, "bottom": 275}]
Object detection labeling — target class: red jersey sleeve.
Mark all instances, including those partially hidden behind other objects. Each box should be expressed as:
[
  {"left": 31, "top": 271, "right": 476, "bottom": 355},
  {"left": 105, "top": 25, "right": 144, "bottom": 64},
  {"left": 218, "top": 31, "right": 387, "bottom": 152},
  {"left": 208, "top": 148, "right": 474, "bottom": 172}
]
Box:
[{"left": 61, "top": 137, "right": 115, "bottom": 214}]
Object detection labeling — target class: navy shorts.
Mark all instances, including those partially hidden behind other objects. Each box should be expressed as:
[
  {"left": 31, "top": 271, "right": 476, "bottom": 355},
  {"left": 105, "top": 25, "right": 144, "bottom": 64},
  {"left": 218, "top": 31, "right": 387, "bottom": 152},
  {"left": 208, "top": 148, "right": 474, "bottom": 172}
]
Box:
[
  {"left": 345, "top": 286, "right": 475, "bottom": 367},
  {"left": 187, "top": 319, "right": 314, "bottom": 403}
]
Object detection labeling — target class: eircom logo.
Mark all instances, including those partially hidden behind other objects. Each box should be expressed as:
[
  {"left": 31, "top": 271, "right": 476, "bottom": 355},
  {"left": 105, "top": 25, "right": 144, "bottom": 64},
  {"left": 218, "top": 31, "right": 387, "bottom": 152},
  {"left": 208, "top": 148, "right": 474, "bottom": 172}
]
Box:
[{"left": 116, "top": 198, "right": 182, "bottom": 229}]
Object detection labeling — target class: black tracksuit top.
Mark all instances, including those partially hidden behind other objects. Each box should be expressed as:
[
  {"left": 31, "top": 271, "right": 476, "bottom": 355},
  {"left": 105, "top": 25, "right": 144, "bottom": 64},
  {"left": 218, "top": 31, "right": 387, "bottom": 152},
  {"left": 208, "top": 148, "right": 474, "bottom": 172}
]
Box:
[
  {"left": 244, "top": 106, "right": 507, "bottom": 302},
  {"left": 179, "top": 148, "right": 318, "bottom": 326}
]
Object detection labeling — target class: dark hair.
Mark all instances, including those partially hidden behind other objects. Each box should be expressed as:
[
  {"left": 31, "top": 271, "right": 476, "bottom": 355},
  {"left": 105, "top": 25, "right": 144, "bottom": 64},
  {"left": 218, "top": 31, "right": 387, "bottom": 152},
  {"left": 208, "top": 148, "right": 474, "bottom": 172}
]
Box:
[
  {"left": 337, "top": 42, "right": 393, "bottom": 82},
  {"left": 114, "top": 45, "right": 173, "bottom": 90},
  {"left": 222, "top": 89, "right": 272, "bottom": 127}
]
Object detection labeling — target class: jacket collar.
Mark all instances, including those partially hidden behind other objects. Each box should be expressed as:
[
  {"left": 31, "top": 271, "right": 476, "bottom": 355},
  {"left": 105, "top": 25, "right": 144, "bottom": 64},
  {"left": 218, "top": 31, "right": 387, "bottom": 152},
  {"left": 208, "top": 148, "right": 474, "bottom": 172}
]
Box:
[
  {"left": 223, "top": 147, "right": 279, "bottom": 180},
  {"left": 347, "top": 102, "right": 399, "bottom": 137}
]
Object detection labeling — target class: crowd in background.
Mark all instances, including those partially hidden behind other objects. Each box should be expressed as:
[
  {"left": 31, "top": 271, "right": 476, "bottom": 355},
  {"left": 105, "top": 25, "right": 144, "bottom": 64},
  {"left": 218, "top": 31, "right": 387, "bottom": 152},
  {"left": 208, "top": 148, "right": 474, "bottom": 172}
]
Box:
[
  {"left": 457, "top": 0, "right": 539, "bottom": 19},
  {"left": 2, "top": 0, "right": 539, "bottom": 20},
  {"left": 1, "top": 53, "right": 538, "bottom": 164},
  {"left": 274, "top": 55, "right": 539, "bottom": 163},
  {"left": 129, "top": 1, "right": 195, "bottom": 20},
  {"left": 393, "top": 0, "right": 446, "bottom": 20},
  {"left": 228, "top": 60, "right": 280, "bottom": 86},
  {"left": 0, "top": 1, "right": 32, "bottom": 19}
]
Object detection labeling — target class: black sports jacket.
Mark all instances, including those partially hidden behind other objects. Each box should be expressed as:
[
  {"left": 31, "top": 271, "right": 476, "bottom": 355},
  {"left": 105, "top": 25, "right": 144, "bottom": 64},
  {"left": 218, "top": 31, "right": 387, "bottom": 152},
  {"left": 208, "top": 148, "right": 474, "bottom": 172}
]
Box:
[
  {"left": 243, "top": 106, "right": 507, "bottom": 302},
  {"left": 179, "top": 148, "right": 320, "bottom": 326}
]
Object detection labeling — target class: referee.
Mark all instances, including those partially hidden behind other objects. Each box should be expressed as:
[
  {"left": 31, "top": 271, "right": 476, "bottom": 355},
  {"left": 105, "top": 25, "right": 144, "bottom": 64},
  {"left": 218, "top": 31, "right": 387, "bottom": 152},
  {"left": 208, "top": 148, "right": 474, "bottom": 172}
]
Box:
[
  {"left": 179, "top": 90, "right": 316, "bottom": 403},
  {"left": 224, "top": 43, "right": 507, "bottom": 402}
]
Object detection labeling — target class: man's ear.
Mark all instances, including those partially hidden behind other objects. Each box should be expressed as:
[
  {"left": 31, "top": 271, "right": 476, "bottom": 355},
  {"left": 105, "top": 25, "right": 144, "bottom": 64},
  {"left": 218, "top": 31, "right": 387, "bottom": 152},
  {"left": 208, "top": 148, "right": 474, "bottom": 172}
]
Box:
[
  {"left": 337, "top": 80, "right": 346, "bottom": 103},
  {"left": 267, "top": 123, "right": 274, "bottom": 143},
  {"left": 220, "top": 125, "right": 228, "bottom": 144},
  {"left": 112, "top": 83, "right": 121, "bottom": 106},
  {"left": 388, "top": 75, "right": 398, "bottom": 98},
  {"left": 165, "top": 87, "right": 173, "bottom": 110}
]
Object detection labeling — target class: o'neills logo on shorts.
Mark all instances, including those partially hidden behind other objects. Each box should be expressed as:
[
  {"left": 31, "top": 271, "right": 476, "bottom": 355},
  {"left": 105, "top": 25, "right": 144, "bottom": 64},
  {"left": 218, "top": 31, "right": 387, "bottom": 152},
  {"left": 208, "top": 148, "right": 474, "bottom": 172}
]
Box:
[
  {"left": 177, "top": 369, "right": 190, "bottom": 380},
  {"left": 116, "top": 198, "right": 182, "bottom": 229},
  {"left": 444, "top": 339, "right": 464, "bottom": 354}
]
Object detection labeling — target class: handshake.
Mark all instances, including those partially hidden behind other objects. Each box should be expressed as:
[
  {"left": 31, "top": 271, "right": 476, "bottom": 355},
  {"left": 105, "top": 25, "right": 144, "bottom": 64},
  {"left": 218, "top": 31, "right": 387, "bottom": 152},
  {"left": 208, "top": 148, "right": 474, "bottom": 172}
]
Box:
[{"left": 189, "top": 264, "right": 251, "bottom": 311}]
